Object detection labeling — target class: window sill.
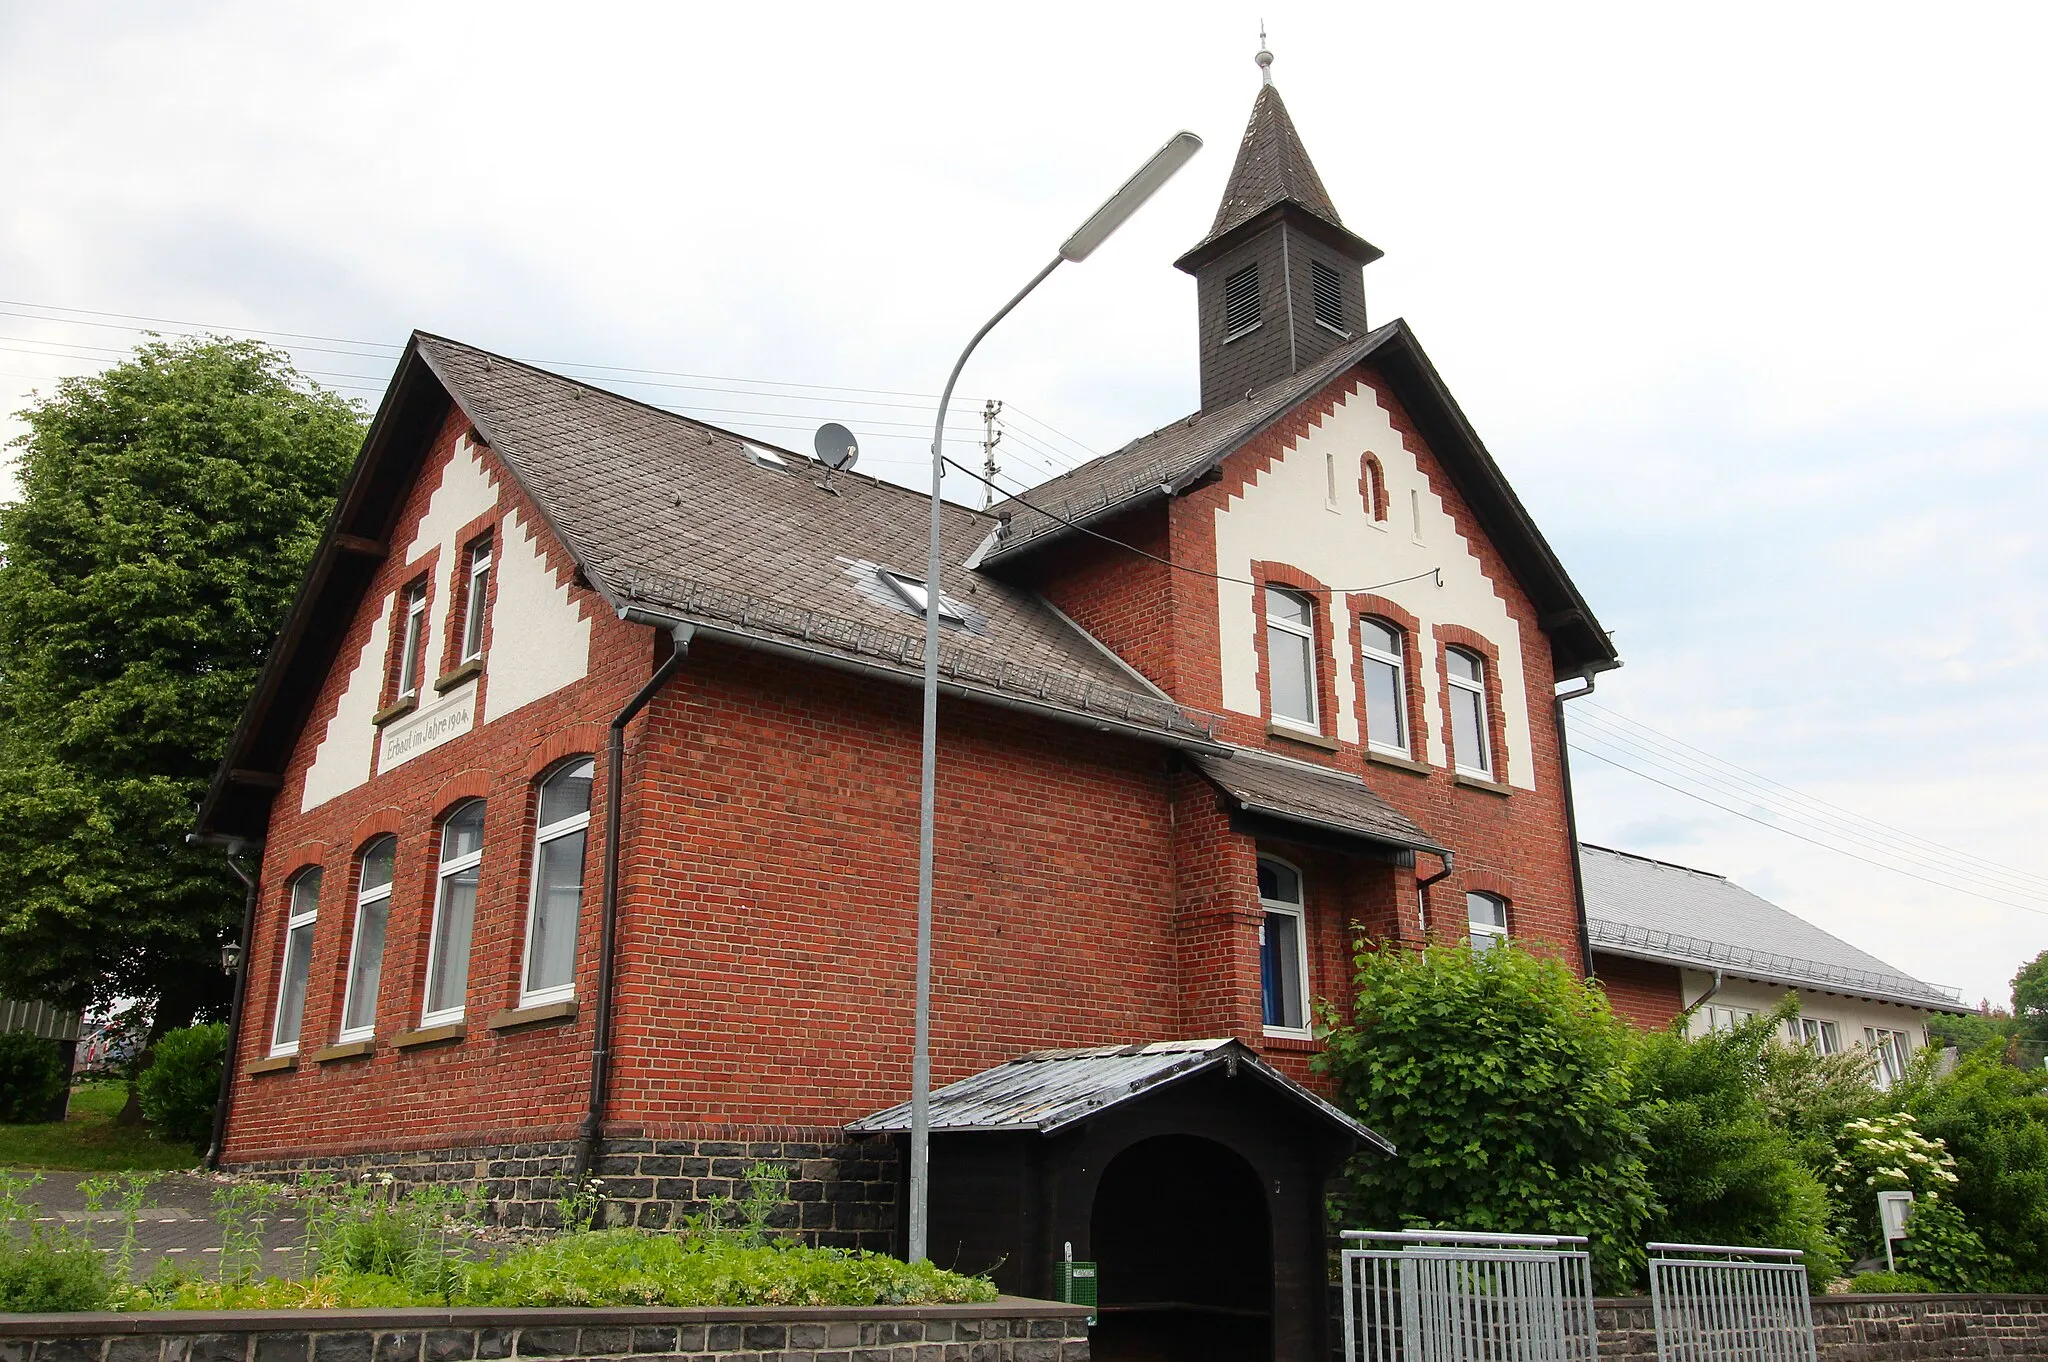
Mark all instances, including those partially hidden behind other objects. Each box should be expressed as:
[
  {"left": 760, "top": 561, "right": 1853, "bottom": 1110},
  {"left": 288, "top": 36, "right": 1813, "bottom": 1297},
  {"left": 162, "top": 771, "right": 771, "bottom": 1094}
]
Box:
[
  {"left": 246, "top": 1055, "right": 296, "bottom": 1077},
  {"left": 371, "top": 698, "right": 418, "bottom": 727},
  {"left": 1267, "top": 722, "right": 1339, "bottom": 752},
  {"left": 1314, "top": 319, "right": 1352, "bottom": 339},
  {"left": 434, "top": 658, "right": 484, "bottom": 693},
  {"left": 1367, "top": 748, "right": 1432, "bottom": 777},
  {"left": 487, "top": 999, "right": 578, "bottom": 1033},
  {"left": 1454, "top": 771, "right": 1513, "bottom": 797},
  {"left": 390, "top": 1021, "right": 467, "bottom": 1051},
  {"left": 310, "top": 1039, "right": 375, "bottom": 1064},
  {"left": 1261, "top": 1032, "right": 1321, "bottom": 1053},
  {"left": 1222, "top": 322, "right": 1263, "bottom": 344}
]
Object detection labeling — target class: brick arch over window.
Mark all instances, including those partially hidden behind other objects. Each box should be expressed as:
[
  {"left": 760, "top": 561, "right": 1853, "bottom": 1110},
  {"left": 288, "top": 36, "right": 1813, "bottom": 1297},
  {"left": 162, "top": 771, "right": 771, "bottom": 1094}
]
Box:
[
  {"left": 1359, "top": 453, "right": 1389, "bottom": 522},
  {"left": 1347, "top": 593, "right": 1427, "bottom": 759},
  {"left": 1251, "top": 562, "right": 1341, "bottom": 744},
  {"left": 1435, "top": 624, "right": 1510, "bottom": 785}
]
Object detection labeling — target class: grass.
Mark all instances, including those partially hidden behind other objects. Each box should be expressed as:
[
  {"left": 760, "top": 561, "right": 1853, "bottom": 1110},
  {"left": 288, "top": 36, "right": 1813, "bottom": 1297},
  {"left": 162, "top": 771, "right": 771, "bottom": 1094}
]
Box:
[{"left": 0, "top": 1081, "right": 200, "bottom": 1171}]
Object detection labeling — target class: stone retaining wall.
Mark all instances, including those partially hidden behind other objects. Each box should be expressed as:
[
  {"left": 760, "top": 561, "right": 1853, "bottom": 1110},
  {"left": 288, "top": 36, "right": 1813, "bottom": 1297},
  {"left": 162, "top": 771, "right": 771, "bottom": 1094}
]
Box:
[
  {"left": 226, "top": 1134, "right": 899, "bottom": 1250},
  {"left": 0, "top": 1301, "right": 1086, "bottom": 1362},
  {"left": 1596, "top": 1294, "right": 2048, "bottom": 1359}
]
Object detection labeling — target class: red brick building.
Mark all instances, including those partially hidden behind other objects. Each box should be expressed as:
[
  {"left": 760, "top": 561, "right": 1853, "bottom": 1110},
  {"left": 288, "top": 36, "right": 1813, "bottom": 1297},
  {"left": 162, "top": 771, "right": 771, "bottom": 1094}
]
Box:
[{"left": 196, "top": 70, "right": 1618, "bottom": 1361}]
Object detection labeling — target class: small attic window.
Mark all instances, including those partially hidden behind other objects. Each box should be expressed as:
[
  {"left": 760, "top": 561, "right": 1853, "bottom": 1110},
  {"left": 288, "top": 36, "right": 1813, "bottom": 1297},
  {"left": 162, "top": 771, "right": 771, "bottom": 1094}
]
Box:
[
  {"left": 742, "top": 441, "right": 789, "bottom": 469},
  {"left": 881, "top": 570, "right": 968, "bottom": 626},
  {"left": 1223, "top": 264, "right": 1261, "bottom": 340}
]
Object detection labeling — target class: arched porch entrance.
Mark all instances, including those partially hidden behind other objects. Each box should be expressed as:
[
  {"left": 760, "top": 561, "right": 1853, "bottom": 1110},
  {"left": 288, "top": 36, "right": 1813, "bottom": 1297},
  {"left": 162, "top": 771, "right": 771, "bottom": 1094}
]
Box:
[{"left": 1088, "top": 1133, "right": 1274, "bottom": 1362}]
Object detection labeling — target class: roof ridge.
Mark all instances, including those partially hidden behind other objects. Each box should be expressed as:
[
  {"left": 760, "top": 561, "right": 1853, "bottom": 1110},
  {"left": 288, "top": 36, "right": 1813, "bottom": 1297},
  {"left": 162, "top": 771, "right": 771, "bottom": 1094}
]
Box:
[{"left": 1580, "top": 841, "right": 1729, "bottom": 880}]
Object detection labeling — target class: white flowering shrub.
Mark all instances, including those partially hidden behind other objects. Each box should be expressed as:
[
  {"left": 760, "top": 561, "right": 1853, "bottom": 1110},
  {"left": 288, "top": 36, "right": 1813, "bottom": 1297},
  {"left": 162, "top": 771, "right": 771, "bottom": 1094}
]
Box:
[{"left": 1829, "top": 1112, "right": 1959, "bottom": 1261}]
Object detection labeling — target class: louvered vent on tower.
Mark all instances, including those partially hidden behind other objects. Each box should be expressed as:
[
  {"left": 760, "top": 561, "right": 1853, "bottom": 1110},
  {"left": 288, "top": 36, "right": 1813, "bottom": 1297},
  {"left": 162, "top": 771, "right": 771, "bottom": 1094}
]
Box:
[
  {"left": 1223, "top": 265, "right": 1261, "bottom": 338},
  {"left": 1311, "top": 260, "right": 1344, "bottom": 333}
]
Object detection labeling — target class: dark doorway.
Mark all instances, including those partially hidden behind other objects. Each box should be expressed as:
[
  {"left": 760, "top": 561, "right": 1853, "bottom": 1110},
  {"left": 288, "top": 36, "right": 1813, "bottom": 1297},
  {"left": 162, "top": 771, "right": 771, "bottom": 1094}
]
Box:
[{"left": 1089, "top": 1134, "right": 1274, "bottom": 1362}]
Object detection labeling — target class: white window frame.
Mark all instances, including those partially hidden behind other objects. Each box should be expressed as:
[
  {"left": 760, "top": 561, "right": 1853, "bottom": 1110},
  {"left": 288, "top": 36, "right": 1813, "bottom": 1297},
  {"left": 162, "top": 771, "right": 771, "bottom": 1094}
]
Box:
[
  {"left": 396, "top": 582, "right": 428, "bottom": 699},
  {"left": 520, "top": 761, "right": 594, "bottom": 1007},
  {"left": 1258, "top": 855, "right": 1312, "bottom": 1039},
  {"left": 1357, "top": 618, "right": 1409, "bottom": 756},
  {"left": 1447, "top": 647, "right": 1493, "bottom": 777},
  {"left": 336, "top": 838, "right": 395, "bottom": 1043},
  {"left": 421, "top": 802, "right": 485, "bottom": 1027},
  {"left": 1705, "top": 1005, "right": 1758, "bottom": 1034},
  {"left": 270, "top": 871, "right": 321, "bottom": 1057},
  {"left": 1264, "top": 587, "right": 1320, "bottom": 734},
  {"left": 1795, "top": 1017, "right": 1842, "bottom": 1054},
  {"left": 881, "top": 570, "right": 967, "bottom": 626},
  {"left": 1866, "top": 1027, "right": 1911, "bottom": 1088},
  {"left": 1466, "top": 891, "right": 1508, "bottom": 953},
  {"left": 460, "top": 542, "right": 492, "bottom": 664}
]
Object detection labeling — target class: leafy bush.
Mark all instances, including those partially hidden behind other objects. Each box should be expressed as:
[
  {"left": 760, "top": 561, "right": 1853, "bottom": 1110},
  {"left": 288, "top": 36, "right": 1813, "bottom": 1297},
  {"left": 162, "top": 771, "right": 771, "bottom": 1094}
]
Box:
[
  {"left": 1847, "top": 1270, "right": 1934, "bottom": 1293},
  {"left": 134, "top": 1022, "right": 224, "bottom": 1151},
  {"left": 1894, "top": 1193, "right": 2008, "bottom": 1293},
  {"left": 0, "top": 1030, "right": 68, "bottom": 1123},
  {"left": 1825, "top": 1112, "right": 1961, "bottom": 1263},
  {"left": 458, "top": 1229, "right": 999, "bottom": 1308},
  {"left": 1628, "top": 1013, "right": 1844, "bottom": 1281},
  {"left": 1318, "top": 942, "right": 1651, "bottom": 1290},
  {"left": 1755, "top": 1023, "right": 1884, "bottom": 1169},
  {"left": 1899, "top": 1053, "right": 2048, "bottom": 1290},
  {"left": 0, "top": 1170, "right": 115, "bottom": 1311}
]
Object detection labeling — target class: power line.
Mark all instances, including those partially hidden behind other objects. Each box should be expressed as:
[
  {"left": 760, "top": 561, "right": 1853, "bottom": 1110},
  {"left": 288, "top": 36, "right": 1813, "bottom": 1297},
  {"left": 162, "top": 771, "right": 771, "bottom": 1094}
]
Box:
[
  {"left": 1581, "top": 700, "right": 2048, "bottom": 895},
  {"left": 1570, "top": 711, "right": 2048, "bottom": 903},
  {"left": 1569, "top": 739, "right": 2048, "bottom": 918}
]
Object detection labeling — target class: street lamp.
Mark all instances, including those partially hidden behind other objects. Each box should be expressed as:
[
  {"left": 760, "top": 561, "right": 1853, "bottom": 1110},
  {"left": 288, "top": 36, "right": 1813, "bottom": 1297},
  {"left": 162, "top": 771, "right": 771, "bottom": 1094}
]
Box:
[
  {"left": 219, "top": 941, "right": 244, "bottom": 975},
  {"left": 908, "top": 129, "right": 1202, "bottom": 1263}
]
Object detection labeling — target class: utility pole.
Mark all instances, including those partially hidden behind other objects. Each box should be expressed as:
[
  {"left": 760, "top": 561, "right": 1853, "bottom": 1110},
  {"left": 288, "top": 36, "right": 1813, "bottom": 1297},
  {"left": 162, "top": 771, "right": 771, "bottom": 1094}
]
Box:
[{"left": 978, "top": 399, "right": 1004, "bottom": 510}]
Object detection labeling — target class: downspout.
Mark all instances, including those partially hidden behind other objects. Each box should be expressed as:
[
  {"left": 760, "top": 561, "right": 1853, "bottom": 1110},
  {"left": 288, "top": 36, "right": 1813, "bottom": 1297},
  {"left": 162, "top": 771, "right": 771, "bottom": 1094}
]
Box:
[
  {"left": 186, "top": 833, "right": 263, "bottom": 1171},
  {"left": 1553, "top": 670, "right": 1598, "bottom": 979},
  {"left": 575, "top": 620, "right": 694, "bottom": 1182},
  {"left": 1415, "top": 850, "right": 1455, "bottom": 941},
  {"left": 1681, "top": 969, "right": 1727, "bottom": 1024}
]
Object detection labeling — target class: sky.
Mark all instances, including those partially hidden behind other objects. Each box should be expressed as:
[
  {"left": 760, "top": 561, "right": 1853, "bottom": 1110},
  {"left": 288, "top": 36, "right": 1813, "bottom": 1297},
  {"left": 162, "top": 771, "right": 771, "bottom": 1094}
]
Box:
[{"left": 2, "top": 1, "right": 2043, "bottom": 1008}]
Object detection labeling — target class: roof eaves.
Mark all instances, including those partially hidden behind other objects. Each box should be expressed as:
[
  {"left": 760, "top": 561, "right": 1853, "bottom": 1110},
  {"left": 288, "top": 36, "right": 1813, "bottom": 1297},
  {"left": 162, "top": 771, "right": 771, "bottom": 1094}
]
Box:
[{"left": 1586, "top": 920, "right": 1969, "bottom": 1014}]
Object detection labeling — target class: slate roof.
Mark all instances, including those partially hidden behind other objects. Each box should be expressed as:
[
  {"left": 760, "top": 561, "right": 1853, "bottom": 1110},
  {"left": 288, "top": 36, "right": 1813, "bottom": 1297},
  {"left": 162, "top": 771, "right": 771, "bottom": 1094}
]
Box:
[
  {"left": 1192, "top": 748, "right": 1444, "bottom": 855},
  {"left": 1580, "top": 844, "right": 1966, "bottom": 1012},
  {"left": 1196, "top": 83, "right": 1350, "bottom": 249},
  {"left": 845, "top": 1038, "right": 1389, "bottom": 1150}
]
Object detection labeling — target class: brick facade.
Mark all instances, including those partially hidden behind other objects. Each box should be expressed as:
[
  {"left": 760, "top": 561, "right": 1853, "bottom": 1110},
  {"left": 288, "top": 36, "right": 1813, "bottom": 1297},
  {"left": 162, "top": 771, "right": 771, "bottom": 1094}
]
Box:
[{"left": 1592, "top": 953, "right": 1688, "bottom": 1031}]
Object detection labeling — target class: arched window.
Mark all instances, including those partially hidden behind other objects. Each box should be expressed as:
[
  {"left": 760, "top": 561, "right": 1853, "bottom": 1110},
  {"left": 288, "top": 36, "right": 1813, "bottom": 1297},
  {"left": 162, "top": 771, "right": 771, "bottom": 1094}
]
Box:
[
  {"left": 1447, "top": 647, "right": 1492, "bottom": 776},
  {"left": 1466, "top": 892, "right": 1507, "bottom": 952},
  {"left": 422, "top": 800, "right": 485, "bottom": 1026},
  {"left": 1257, "top": 856, "right": 1310, "bottom": 1034},
  {"left": 270, "top": 869, "right": 322, "bottom": 1057},
  {"left": 338, "top": 837, "right": 395, "bottom": 1042},
  {"left": 522, "top": 759, "right": 594, "bottom": 1006},
  {"left": 1358, "top": 618, "right": 1409, "bottom": 755},
  {"left": 1362, "top": 455, "right": 1388, "bottom": 522},
  {"left": 1264, "top": 587, "right": 1319, "bottom": 731}
]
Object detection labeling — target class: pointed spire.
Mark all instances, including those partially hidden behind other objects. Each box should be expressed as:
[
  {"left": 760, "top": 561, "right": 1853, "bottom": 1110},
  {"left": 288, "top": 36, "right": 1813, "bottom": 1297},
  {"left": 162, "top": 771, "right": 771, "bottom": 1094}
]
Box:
[{"left": 1256, "top": 22, "right": 1274, "bottom": 85}]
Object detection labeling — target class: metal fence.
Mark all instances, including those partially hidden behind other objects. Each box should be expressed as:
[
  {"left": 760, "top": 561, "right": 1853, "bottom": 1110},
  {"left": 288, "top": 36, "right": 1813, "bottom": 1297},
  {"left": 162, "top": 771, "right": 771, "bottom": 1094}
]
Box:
[
  {"left": 1340, "top": 1230, "right": 1598, "bottom": 1362},
  {"left": 1647, "top": 1242, "right": 1816, "bottom": 1362}
]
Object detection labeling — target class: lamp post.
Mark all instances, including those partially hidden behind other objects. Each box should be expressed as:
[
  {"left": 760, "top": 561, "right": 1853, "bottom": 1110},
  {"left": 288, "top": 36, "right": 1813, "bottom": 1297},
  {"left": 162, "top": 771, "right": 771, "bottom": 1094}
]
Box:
[{"left": 908, "top": 130, "right": 1202, "bottom": 1263}]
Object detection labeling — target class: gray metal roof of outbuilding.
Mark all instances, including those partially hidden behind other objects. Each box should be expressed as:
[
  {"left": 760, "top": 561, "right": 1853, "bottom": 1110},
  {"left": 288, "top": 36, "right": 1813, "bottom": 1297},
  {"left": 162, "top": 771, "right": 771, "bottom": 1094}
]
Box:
[
  {"left": 846, "top": 1038, "right": 1390, "bottom": 1151},
  {"left": 1580, "top": 844, "right": 1966, "bottom": 1013}
]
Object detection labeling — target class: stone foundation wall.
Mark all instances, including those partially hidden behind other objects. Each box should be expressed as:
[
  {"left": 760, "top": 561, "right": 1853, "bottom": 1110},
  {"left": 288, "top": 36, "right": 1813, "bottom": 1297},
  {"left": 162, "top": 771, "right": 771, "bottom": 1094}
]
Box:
[
  {"left": 0, "top": 1302, "right": 1087, "bottom": 1362},
  {"left": 1596, "top": 1294, "right": 2048, "bottom": 1360},
  {"left": 225, "top": 1134, "right": 899, "bottom": 1251}
]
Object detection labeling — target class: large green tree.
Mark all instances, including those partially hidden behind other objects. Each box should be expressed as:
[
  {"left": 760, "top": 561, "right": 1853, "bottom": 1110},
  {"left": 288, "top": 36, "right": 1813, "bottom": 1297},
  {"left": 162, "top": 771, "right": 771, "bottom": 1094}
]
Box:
[{"left": 0, "top": 337, "right": 361, "bottom": 1032}]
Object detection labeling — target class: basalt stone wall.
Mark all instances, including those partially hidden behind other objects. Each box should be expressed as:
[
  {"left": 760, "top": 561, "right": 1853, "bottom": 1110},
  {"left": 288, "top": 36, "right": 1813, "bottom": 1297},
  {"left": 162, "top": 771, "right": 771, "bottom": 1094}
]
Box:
[
  {"left": 226, "top": 1134, "right": 898, "bottom": 1250},
  {"left": 0, "top": 1303, "right": 1089, "bottom": 1362},
  {"left": 1595, "top": 1294, "right": 2048, "bottom": 1360}
]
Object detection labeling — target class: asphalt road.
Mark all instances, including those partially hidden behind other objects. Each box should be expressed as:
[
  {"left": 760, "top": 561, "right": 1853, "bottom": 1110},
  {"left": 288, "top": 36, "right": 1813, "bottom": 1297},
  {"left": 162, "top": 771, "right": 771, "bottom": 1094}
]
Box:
[{"left": 8, "top": 1170, "right": 323, "bottom": 1280}]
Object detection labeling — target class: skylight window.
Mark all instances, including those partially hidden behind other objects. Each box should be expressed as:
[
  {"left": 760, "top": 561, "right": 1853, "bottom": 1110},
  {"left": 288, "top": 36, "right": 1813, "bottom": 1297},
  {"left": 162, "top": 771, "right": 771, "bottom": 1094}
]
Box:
[{"left": 881, "top": 570, "right": 968, "bottom": 626}]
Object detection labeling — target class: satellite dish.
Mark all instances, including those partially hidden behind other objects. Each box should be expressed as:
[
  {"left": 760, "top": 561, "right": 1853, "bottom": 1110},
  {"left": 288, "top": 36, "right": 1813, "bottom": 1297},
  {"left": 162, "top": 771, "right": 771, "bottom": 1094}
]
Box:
[{"left": 814, "top": 423, "right": 859, "bottom": 471}]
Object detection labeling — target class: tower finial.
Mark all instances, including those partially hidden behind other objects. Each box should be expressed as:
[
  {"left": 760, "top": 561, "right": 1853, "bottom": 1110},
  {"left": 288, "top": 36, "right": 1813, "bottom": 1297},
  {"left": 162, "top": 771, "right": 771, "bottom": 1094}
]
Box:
[{"left": 1256, "top": 22, "right": 1273, "bottom": 85}]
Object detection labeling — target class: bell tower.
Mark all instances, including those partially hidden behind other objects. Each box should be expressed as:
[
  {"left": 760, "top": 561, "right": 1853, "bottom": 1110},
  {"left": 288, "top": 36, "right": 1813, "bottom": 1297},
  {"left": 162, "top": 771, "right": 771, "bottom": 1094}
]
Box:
[{"left": 1176, "top": 39, "right": 1382, "bottom": 413}]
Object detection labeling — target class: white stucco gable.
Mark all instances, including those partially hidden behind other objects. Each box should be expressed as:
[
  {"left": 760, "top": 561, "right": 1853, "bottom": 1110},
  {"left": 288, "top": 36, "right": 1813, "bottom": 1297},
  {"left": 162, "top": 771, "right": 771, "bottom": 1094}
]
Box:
[
  {"left": 1211, "top": 384, "right": 1538, "bottom": 789},
  {"left": 486, "top": 505, "right": 592, "bottom": 718}
]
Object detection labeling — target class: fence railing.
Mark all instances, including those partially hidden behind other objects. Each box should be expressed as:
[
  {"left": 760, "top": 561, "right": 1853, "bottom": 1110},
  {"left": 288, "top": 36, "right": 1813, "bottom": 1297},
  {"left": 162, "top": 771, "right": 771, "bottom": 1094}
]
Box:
[
  {"left": 1340, "top": 1230, "right": 1598, "bottom": 1362},
  {"left": 1646, "top": 1242, "right": 1816, "bottom": 1362}
]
